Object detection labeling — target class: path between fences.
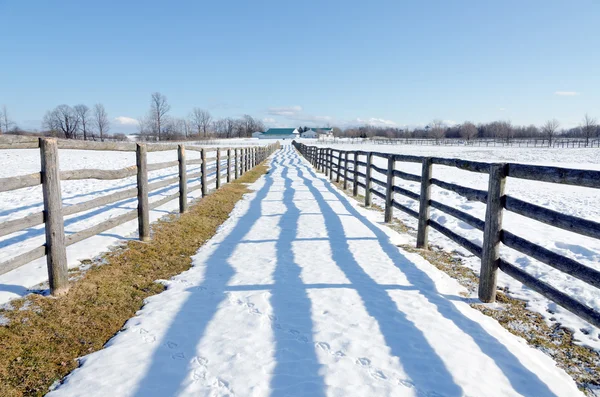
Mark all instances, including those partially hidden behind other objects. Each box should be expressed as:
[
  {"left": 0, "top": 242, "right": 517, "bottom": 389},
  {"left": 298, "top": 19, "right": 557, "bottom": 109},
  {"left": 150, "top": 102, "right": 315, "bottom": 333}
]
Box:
[{"left": 48, "top": 144, "right": 581, "bottom": 397}]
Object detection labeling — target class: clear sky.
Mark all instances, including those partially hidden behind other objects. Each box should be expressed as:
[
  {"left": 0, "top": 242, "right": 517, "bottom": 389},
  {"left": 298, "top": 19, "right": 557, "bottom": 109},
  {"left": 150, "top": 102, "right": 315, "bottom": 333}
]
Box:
[{"left": 1, "top": 0, "right": 599, "bottom": 133}]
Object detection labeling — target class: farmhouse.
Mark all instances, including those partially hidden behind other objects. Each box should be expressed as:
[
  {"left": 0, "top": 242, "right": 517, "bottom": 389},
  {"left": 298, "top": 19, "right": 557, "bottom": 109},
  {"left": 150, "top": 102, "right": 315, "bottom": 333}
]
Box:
[
  {"left": 255, "top": 128, "right": 300, "bottom": 139},
  {"left": 300, "top": 127, "right": 334, "bottom": 139}
]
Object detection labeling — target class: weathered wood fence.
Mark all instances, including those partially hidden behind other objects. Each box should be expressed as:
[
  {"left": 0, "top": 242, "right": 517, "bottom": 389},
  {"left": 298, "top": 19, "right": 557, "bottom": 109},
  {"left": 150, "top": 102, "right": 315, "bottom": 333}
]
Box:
[
  {"left": 292, "top": 141, "right": 600, "bottom": 328},
  {"left": 0, "top": 135, "right": 278, "bottom": 295}
]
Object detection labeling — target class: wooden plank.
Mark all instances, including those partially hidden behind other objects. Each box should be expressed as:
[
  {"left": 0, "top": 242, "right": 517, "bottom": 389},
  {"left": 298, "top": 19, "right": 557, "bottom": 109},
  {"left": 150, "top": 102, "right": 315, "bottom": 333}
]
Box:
[
  {"left": 384, "top": 156, "right": 395, "bottom": 223},
  {"left": 187, "top": 158, "right": 203, "bottom": 166},
  {"left": 146, "top": 143, "right": 180, "bottom": 152},
  {"left": 40, "top": 138, "right": 69, "bottom": 295},
  {"left": 430, "top": 199, "right": 485, "bottom": 231},
  {"left": 178, "top": 145, "right": 187, "bottom": 213},
  {"left": 498, "top": 259, "right": 600, "bottom": 328},
  {"left": 336, "top": 151, "right": 341, "bottom": 183},
  {"left": 416, "top": 158, "right": 432, "bottom": 249},
  {"left": 370, "top": 164, "right": 387, "bottom": 175},
  {"left": 431, "top": 157, "right": 490, "bottom": 173},
  {"left": 504, "top": 196, "right": 600, "bottom": 240},
  {"left": 431, "top": 178, "right": 487, "bottom": 203},
  {"left": 136, "top": 143, "right": 150, "bottom": 242},
  {"left": 148, "top": 176, "right": 180, "bottom": 192},
  {"left": 149, "top": 191, "right": 180, "bottom": 210},
  {"left": 60, "top": 166, "right": 137, "bottom": 181},
  {"left": 187, "top": 171, "right": 202, "bottom": 180},
  {"left": 63, "top": 187, "right": 138, "bottom": 217},
  {"left": 391, "top": 200, "right": 419, "bottom": 218},
  {"left": 370, "top": 188, "right": 386, "bottom": 200},
  {"left": 392, "top": 185, "right": 420, "bottom": 201},
  {"left": 0, "top": 135, "right": 40, "bottom": 146},
  {"left": 147, "top": 160, "right": 179, "bottom": 172},
  {"left": 58, "top": 140, "right": 136, "bottom": 151},
  {"left": 502, "top": 231, "right": 600, "bottom": 289},
  {"left": 0, "top": 246, "right": 46, "bottom": 276},
  {"left": 507, "top": 163, "right": 600, "bottom": 188},
  {"left": 429, "top": 219, "right": 483, "bottom": 257},
  {"left": 392, "top": 169, "right": 421, "bottom": 182},
  {"left": 0, "top": 211, "right": 44, "bottom": 238},
  {"left": 0, "top": 173, "right": 42, "bottom": 193},
  {"left": 479, "top": 163, "right": 507, "bottom": 303},
  {"left": 234, "top": 148, "right": 239, "bottom": 179},
  {"left": 66, "top": 209, "right": 139, "bottom": 246}
]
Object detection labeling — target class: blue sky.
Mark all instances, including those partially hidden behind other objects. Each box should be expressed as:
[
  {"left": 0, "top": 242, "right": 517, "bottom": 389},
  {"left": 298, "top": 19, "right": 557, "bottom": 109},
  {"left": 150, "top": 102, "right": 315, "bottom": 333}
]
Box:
[{"left": 1, "top": 0, "right": 599, "bottom": 132}]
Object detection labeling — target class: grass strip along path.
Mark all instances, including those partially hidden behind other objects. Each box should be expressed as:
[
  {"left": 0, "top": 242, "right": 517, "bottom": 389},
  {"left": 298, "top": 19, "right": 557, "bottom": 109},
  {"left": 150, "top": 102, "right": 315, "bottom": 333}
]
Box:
[{"left": 0, "top": 162, "right": 270, "bottom": 397}]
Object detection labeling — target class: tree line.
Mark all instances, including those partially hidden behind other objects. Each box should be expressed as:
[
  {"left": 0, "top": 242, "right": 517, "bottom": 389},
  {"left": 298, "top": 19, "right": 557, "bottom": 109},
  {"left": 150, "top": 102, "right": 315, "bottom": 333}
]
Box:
[{"left": 340, "top": 115, "right": 599, "bottom": 146}]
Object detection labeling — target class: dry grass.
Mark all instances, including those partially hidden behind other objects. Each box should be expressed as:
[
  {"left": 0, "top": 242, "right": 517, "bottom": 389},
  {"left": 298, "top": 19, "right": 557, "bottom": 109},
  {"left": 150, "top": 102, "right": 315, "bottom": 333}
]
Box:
[{"left": 0, "top": 164, "right": 269, "bottom": 397}]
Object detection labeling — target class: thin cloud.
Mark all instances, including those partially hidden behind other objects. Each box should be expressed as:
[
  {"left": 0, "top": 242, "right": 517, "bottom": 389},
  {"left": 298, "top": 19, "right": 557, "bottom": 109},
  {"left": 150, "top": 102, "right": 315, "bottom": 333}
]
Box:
[
  {"left": 115, "top": 116, "right": 139, "bottom": 126},
  {"left": 554, "top": 91, "right": 579, "bottom": 96},
  {"left": 355, "top": 117, "right": 398, "bottom": 127},
  {"left": 267, "top": 106, "right": 303, "bottom": 117}
]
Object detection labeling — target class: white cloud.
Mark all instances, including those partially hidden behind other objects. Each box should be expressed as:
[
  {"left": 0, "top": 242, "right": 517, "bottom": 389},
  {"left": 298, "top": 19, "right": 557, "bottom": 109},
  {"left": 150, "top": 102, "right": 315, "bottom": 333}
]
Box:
[
  {"left": 267, "top": 106, "right": 303, "bottom": 117},
  {"left": 355, "top": 117, "right": 398, "bottom": 127},
  {"left": 554, "top": 91, "right": 579, "bottom": 96},
  {"left": 115, "top": 116, "right": 139, "bottom": 126},
  {"left": 499, "top": 107, "right": 506, "bottom": 111},
  {"left": 262, "top": 117, "right": 276, "bottom": 123}
]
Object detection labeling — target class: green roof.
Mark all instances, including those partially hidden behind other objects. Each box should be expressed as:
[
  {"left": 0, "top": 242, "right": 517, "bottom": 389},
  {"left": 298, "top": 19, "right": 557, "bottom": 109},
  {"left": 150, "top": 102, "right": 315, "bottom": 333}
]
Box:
[
  {"left": 309, "top": 127, "right": 333, "bottom": 132},
  {"left": 263, "top": 128, "right": 297, "bottom": 135}
]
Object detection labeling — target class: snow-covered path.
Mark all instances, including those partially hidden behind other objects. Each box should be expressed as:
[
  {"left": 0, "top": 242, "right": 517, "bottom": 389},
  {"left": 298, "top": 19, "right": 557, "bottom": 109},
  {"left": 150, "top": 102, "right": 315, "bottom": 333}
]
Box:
[{"left": 49, "top": 145, "right": 581, "bottom": 397}]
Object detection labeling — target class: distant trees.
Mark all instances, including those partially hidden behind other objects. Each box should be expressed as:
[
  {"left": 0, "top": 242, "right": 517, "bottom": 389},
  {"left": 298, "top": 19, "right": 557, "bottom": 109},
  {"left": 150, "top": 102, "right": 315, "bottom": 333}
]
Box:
[
  {"left": 430, "top": 119, "right": 446, "bottom": 141},
  {"left": 581, "top": 114, "right": 597, "bottom": 147},
  {"left": 93, "top": 104, "right": 110, "bottom": 141},
  {"left": 149, "top": 92, "right": 171, "bottom": 141},
  {"left": 43, "top": 105, "right": 80, "bottom": 139},
  {"left": 74, "top": 104, "right": 91, "bottom": 140},
  {"left": 190, "top": 108, "right": 212, "bottom": 137},
  {"left": 542, "top": 119, "right": 560, "bottom": 146},
  {"left": 459, "top": 121, "right": 478, "bottom": 141},
  {"left": 0, "top": 105, "right": 15, "bottom": 135}
]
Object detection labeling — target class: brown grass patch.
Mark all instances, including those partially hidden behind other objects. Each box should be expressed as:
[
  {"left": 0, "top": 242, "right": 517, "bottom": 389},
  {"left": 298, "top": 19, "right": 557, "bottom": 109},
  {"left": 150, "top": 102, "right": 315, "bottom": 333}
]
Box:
[{"left": 0, "top": 164, "right": 269, "bottom": 397}]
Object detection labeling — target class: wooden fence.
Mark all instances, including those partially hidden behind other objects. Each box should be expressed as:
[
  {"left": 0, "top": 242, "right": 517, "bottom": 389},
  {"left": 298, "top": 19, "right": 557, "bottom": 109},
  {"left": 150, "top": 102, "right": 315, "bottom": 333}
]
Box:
[
  {"left": 0, "top": 135, "right": 278, "bottom": 295},
  {"left": 292, "top": 141, "right": 600, "bottom": 328},
  {"left": 308, "top": 137, "right": 600, "bottom": 148}
]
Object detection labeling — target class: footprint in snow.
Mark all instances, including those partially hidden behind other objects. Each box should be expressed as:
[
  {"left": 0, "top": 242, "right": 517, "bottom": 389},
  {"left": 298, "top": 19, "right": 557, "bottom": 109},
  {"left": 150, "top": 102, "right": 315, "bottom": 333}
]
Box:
[
  {"left": 192, "top": 356, "right": 209, "bottom": 367},
  {"left": 356, "top": 357, "right": 371, "bottom": 367},
  {"left": 138, "top": 328, "right": 156, "bottom": 343},
  {"left": 166, "top": 341, "right": 178, "bottom": 349},
  {"left": 172, "top": 352, "right": 185, "bottom": 360}
]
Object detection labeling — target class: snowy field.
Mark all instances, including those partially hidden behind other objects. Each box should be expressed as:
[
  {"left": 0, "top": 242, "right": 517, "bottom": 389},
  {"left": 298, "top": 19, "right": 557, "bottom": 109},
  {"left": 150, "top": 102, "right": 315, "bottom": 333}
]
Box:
[
  {"left": 48, "top": 145, "right": 582, "bottom": 397},
  {"left": 0, "top": 139, "right": 267, "bottom": 305},
  {"left": 313, "top": 142, "right": 600, "bottom": 350}
]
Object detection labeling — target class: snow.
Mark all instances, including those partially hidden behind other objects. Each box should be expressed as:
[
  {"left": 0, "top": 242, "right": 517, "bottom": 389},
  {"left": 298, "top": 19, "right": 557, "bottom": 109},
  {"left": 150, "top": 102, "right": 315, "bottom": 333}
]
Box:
[
  {"left": 316, "top": 142, "right": 600, "bottom": 350},
  {"left": 48, "top": 145, "right": 581, "bottom": 397},
  {"left": 0, "top": 145, "right": 242, "bottom": 304}
]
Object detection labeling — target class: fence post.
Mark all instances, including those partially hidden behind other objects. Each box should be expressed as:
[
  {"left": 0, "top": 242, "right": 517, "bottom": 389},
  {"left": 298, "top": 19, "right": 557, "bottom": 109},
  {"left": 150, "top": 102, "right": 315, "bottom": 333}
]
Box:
[
  {"left": 343, "top": 151, "right": 349, "bottom": 190},
  {"left": 479, "top": 163, "right": 507, "bottom": 303},
  {"left": 227, "top": 149, "right": 231, "bottom": 183},
  {"left": 416, "top": 157, "right": 432, "bottom": 248},
  {"left": 364, "top": 152, "right": 373, "bottom": 206},
  {"left": 384, "top": 155, "right": 395, "bottom": 223},
  {"left": 216, "top": 148, "right": 221, "bottom": 189},
  {"left": 336, "top": 151, "right": 342, "bottom": 183},
  {"left": 40, "top": 138, "right": 69, "bottom": 295},
  {"left": 135, "top": 143, "right": 150, "bottom": 242},
  {"left": 178, "top": 144, "right": 188, "bottom": 213},
  {"left": 201, "top": 148, "right": 207, "bottom": 196},
  {"left": 234, "top": 148, "right": 239, "bottom": 179},
  {"left": 353, "top": 152, "right": 359, "bottom": 197}
]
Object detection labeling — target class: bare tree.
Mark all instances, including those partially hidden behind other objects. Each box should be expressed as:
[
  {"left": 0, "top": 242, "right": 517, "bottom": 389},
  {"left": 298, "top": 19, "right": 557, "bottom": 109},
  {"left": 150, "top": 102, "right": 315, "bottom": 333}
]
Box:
[
  {"left": 430, "top": 119, "right": 446, "bottom": 142},
  {"left": 149, "top": 92, "right": 171, "bottom": 141},
  {"left": 93, "top": 104, "right": 110, "bottom": 141},
  {"left": 190, "top": 108, "right": 212, "bottom": 137},
  {"left": 74, "top": 104, "right": 90, "bottom": 140},
  {"left": 459, "top": 121, "right": 478, "bottom": 142},
  {"left": 581, "top": 113, "right": 597, "bottom": 147},
  {"left": 542, "top": 119, "right": 560, "bottom": 146},
  {"left": 43, "top": 105, "right": 80, "bottom": 139},
  {"left": 1, "top": 105, "right": 15, "bottom": 135}
]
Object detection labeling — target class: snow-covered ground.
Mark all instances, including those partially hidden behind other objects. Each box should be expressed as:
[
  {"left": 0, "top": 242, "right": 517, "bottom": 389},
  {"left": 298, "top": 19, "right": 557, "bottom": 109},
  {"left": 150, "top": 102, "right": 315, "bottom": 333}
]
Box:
[
  {"left": 314, "top": 142, "right": 600, "bottom": 350},
  {"left": 0, "top": 142, "right": 262, "bottom": 305},
  {"left": 48, "top": 145, "right": 581, "bottom": 397}
]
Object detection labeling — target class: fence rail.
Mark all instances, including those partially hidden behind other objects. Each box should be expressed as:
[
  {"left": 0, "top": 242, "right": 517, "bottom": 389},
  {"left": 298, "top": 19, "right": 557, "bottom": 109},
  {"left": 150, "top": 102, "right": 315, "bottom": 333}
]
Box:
[
  {"left": 0, "top": 135, "right": 279, "bottom": 295},
  {"left": 292, "top": 141, "right": 600, "bottom": 328}
]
